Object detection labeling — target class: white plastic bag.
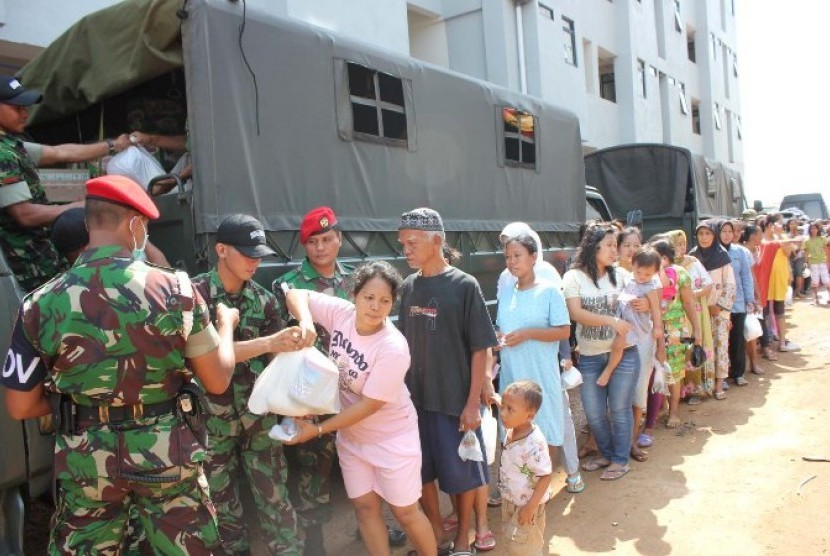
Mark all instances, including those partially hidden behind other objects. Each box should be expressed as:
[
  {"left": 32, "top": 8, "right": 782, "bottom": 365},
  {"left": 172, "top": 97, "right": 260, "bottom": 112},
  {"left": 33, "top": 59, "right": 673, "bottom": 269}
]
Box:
[
  {"left": 651, "top": 360, "right": 671, "bottom": 395},
  {"left": 560, "top": 366, "right": 583, "bottom": 390},
  {"left": 785, "top": 286, "right": 794, "bottom": 307},
  {"left": 268, "top": 417, "right": 299, "bottom": 442},
  {"left": 458, "top": 430, "right": 484, "bottom": 462},
  {"left": 480, "top": 407, "right": 497, "bottom": 465},
  {"left": 248, "top": 347, "right": 340, "bottom": 416},
  {"left": 744, "top": 313, "right": 762, "bottom": 341},
  {"left": 106, "top": 146, "right": 165, "bottom": 189}
]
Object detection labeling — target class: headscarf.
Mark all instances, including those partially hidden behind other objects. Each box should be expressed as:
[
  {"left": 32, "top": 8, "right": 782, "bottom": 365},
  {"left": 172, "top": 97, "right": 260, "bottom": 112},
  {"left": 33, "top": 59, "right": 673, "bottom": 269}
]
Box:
[
  {"left": 498, "top": 222, "right": 561, "bottom": 292},
  {"left": 688, "top": 219, "right": 733, "bottom": 271},
  {"left": 666, "top": 230, "right": 687, "bottom": 265},
  {"left": 718, "top": 220, "right": 735, "bottom": 249},
  {"left": 501, "top": 222, "right": 543, "bottom": 255}
]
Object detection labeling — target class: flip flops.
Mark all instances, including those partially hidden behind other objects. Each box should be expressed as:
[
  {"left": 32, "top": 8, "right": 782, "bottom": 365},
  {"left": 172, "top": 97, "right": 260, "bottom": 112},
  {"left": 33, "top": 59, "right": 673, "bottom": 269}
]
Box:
[
  {"left": 474, "top": 531, "right": 497, "bottom": 551},
  {"left": 566, "top": 473, "right": 586, "bottom": 493},
  {"left": 600, "top": 465, "right": 630, "bottom": 480},
  {"left": 581, "top": 457, "right": 611, "bottom": 472},
  {"left": 637, "top": 433, "right": 654, "bottom": 448},
  {"left": 442, "top": 517, "right": 458, "bottom": 532}
]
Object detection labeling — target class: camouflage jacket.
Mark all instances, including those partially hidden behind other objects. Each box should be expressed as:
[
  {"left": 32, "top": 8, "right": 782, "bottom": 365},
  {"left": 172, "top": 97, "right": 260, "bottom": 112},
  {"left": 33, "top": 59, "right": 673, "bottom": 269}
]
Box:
[
  {"left": 0, "top": 134, "right": 64, "bottom": 292},
  {"left": 272, "top": 258, "right": 352, "bottom": 353},
  {"left": 193, "top": 269, "right": 283, "bottom": 429}
]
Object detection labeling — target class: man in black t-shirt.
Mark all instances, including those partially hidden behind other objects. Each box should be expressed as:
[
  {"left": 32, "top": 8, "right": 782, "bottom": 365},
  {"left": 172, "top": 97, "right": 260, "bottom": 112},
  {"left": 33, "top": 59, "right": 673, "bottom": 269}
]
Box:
[{"left": 397, "top": 208, "right": 498, "bottom": 555}]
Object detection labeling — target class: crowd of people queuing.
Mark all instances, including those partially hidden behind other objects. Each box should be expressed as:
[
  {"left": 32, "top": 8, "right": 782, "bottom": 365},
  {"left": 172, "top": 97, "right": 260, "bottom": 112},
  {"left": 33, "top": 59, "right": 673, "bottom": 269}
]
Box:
[{"left": 3, "top": 77, "right": 830, "bottom": 556}]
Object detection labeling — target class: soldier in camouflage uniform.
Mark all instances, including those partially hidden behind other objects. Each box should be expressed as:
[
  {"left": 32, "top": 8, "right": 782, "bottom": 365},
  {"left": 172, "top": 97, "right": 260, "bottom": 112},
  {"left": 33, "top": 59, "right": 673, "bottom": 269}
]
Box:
[
  {"left": 272, "top": 206, "right": 350, "bottom": 555},
  {"left": 0, "top": 75, "right": 130, "bottom": 292},
  {"left": 1, "top": 175, "right": 238, "bottom": 555},
  {"left": 193, "top": 214, "right": 304, "bottom": 556}
]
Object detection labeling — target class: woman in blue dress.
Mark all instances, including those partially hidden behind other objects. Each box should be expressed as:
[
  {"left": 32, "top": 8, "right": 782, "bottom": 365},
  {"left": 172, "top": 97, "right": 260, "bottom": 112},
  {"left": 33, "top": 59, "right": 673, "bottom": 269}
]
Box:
[{"left": 496, "top": 233, "right": 571, "bottom": 463}]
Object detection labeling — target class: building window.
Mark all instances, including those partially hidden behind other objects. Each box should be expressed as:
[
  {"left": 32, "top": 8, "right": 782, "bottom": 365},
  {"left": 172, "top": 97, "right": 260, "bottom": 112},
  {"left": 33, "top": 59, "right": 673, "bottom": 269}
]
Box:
[
  {"left": 347, "top": 63, "right": 408, "bottom": 145},
  {"left": 691, "top": 100, "right": 701, "bottom": 135},
  {"left": 502, "top": 107, "right": 536, "bottom": 169},
  {"left": 711, "top": 33, "right": 718, "bottom": 60},
  {"left": 598, "top": 49, "right": 616, "bottom": 103},
  {"left": 713, "top": 102, "right": 722, "bottom": 129},
  {"left": 539, "top": 4, "right": 554, "bottom": 20},
  {"left": 562, "top": 17, "right": 577, "bottom": 66},
  {"left": 674, "top": 0, "right": 682, "bottom": 32},
  {"left": 736, "top": 116, "right": 742, "bottom": 139},
  {"left": 687, "top": 27, "right": 696, "bottom": 62},
  {"left": 678, "top": 82, "right": 688, "bottom": 114},
  {"left": 733, "top": 54, "right": 739, "bottom": 77},
  {"left": 637, "top": 59, "right": 647, "bottom": 98}
]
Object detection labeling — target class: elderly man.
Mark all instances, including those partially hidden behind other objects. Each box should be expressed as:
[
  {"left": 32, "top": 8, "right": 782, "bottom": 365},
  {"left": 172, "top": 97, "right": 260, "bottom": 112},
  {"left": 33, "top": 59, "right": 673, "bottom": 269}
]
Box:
[
  {"left": 396, "top": 208, "right": 498, "bottom": 555},
  {"left": 0, "top": 75, "right": 130, "bottom": 291},
  {"left": 2, "top": 175, "right": 237, "bottom": 554}
]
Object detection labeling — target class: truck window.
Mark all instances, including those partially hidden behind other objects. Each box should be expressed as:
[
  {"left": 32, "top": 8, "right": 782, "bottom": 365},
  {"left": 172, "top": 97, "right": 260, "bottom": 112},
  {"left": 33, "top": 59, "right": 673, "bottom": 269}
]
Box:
[
  {"left": 347, "top": 63, "right": 408, "bottom": 145},
  {"left": 502, "top": 107, "right": 536, "bottom": 169}
]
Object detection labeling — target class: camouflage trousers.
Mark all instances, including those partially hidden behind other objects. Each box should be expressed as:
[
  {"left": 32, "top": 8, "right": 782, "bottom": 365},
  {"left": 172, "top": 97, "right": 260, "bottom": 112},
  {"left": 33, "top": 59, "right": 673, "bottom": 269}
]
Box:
[
  {"left": 49, "top": 466, "right": 218, "bottom": 555},
  {"left": 204, "top": 413, "right": 302, "bottom": 555},
  {"left": 283, "top": 414, "right": 336, "bottom": 528}
]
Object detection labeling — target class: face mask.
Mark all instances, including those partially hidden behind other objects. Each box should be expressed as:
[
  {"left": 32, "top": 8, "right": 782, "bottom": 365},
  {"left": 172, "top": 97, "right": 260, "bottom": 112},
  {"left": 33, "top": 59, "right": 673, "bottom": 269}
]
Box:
[{"left": 130, "top": 216, "right": 149, "bottom": 260}]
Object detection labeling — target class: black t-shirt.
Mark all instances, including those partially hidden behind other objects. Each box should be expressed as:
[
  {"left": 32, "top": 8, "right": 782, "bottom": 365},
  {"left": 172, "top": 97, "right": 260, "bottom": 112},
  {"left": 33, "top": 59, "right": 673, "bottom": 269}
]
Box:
[{"left": 398, "top": 267, "right": 497, "bottom": 417}]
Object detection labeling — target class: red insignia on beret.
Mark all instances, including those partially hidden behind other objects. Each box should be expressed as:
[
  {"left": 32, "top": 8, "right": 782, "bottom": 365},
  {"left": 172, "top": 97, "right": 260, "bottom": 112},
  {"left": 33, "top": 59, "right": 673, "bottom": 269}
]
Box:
[
  {"left": 300, "top": 206, "right": 338, "bottom": 244},
  {"left": 85, "top": 175, "right": 160, "bottom": 220}
]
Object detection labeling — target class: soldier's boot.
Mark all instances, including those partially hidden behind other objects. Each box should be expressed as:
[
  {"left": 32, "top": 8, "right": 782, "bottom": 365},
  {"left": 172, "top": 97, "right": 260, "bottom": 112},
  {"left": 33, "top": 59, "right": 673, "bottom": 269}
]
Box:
[{"left": 303, "top": 525, "right": 326, "bottom": 556}]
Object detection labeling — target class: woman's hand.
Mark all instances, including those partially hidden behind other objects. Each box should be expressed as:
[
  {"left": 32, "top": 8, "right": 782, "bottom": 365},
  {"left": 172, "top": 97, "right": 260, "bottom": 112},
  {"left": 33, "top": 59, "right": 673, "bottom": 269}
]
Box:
[
  {"left": 282, "top": 418, "right": 319, "bottom": 445},
  {"left": 297, "top": 319, "right": 318, "bottom": 348},
  {"left": 502, "top": 329, "right": 528, "bottom": 347},
  {"left": 630, "top": 297, "right": 651, "bottom": 313},
  {"left": 611, "top": 317, "right": 631, "bottom": 338}
]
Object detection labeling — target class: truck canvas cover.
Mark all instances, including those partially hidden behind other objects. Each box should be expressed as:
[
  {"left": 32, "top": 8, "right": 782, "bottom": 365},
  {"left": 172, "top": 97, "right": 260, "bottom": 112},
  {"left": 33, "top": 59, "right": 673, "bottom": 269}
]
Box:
[{"left": 21, "top": 0, "right": 585, "bottom": 236}]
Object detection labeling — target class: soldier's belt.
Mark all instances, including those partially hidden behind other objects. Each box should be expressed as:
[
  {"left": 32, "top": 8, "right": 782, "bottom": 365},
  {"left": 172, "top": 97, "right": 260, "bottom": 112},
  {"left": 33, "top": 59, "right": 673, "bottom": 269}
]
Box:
[{"left": 75, "top": 399, "right": 177, "bottom": 425}]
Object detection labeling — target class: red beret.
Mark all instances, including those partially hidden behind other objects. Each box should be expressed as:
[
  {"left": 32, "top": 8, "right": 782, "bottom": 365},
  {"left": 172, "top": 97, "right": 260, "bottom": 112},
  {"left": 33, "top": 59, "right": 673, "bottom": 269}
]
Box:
[
  {"left": 300, "top": 206, "right": 338, "bottom": 244},
  {"left": 86, "top": 175, "right": 160, "bottom": 220}
]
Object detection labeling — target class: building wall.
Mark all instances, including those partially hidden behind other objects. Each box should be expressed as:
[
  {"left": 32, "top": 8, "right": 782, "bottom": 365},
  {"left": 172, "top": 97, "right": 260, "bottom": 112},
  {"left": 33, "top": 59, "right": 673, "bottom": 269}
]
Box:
[{"left": 0, "top": 0, "right": 742, "bottom": 172}]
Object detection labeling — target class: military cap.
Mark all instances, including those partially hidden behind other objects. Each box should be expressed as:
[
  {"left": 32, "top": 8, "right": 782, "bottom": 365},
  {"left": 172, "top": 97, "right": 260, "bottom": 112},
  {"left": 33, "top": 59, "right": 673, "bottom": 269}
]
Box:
[
  {"left": 86, "top": 175, "right": 160, "bottom": 220},
  {"left": 0, "top": 75, "right": 42, "bottom": 106},
  {"left": 217, "top": 213, "right": 275, "bottom": 258},
  {"left": 300, "top": 206, "right": 339, "bottom": 244},
  {"left": 741, "top": 208, "right": 758, "bottom": 221},
  {"left": 399, "top": 207, "right": 444, "bottom": 232},
  {"left": 50, "top": 207, "right": 88, "bottom": 256}
]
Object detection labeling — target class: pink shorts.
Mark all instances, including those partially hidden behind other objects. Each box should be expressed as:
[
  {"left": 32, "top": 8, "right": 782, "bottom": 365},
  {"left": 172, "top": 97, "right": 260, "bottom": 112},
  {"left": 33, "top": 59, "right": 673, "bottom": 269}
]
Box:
[
  {"left": 810, "top": 263, "right": 830, "bottom": 287},
  {"left": 336, "top": 430, "right": 422, "bottom": 507}
]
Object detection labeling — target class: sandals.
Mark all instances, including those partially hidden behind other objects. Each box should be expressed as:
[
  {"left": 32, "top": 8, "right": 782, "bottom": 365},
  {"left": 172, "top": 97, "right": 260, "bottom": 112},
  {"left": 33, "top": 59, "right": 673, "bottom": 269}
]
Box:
[
  {"left": 637, "top": 433, "right": 654, "bottom": 448},
  {"left": 581, "top": 457, "right": 611, "bottom": 472},
  {"left": 474, "top": 530, "right": 497, "bottom": 551},
  {"left": 600, "top": 465, "right": 630, "bottom": 481},
  {"left": 578, "top": 445, "right": 598, "bottom": 459},
  {"left": 714, "top": 391, "right": 727, "bottom": 400},
  {"left": 751, "top": 366, "right": 766, "bottom": 375},
  {"left": 486, "top": 494, "right": 502, "bottom": 507},
  {"left": 565, "top": 473, "right": 586, "bottom": 493},
  {"left": 686, "top": 396, "right": 701, "bottom": 406},
  {"left": 762, "top": 348, "right": 779, "bottom": 361},
  {"left": 442, "top": 517, "right": 459, "bottom": 532},
  {"left": 630, "top": 446, "right": 648, "bottom": 462}
]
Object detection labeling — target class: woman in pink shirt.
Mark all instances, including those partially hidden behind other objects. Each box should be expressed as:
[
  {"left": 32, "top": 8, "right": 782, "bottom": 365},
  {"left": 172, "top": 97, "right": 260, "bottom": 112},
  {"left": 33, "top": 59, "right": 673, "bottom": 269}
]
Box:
[{"left": 286, "top": 261, "right": 436, "bottom": 556}]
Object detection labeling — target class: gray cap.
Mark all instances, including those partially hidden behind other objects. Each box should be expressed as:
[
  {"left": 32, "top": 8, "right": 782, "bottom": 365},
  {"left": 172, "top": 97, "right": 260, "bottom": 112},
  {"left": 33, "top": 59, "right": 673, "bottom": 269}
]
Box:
[{"left": 398, "top": 208, "right": 444, "bottom": 232}]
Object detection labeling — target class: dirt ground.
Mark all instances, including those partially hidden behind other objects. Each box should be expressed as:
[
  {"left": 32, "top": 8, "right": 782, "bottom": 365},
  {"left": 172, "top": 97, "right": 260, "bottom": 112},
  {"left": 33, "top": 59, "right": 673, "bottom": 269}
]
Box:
[{"left": 24, "top": 300, "right": 829, "bottom": 555}]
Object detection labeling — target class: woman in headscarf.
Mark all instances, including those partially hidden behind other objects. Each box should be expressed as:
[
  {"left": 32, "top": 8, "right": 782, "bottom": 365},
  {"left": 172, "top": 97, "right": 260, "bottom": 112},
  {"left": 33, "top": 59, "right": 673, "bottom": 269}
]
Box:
[
  {"left": 689, "top": 220, "right": 736, "bottom": 400},
  {"left": 666, "top": 229, "right": 715, "bottom": 402},
  {"left": 720, "top": 220, "right": 756, "bottom": 386}
]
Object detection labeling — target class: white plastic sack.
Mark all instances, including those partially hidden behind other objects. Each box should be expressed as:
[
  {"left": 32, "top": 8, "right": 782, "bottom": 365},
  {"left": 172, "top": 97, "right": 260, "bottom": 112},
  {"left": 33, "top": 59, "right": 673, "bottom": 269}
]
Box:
[
  {"left": 248, "top": 347, "right": 340, "bottom": 417},
  {"left": 785, "top": 286, "right": 794, "bottom": 307},
  {"left": 744, "top": 313, "right": 763, "bottom": 341},
  {"left": 480, "top": 406, "right": 498, "bottom": 465},
  {"left": 651, "top": 360, "right": 671, "bottom": 395},
  {"left": 268, "top": 417, "right": 299, "bottom": 442},
  {"left": 560, "top": 366, "right": 583, "bottom": 390},
  {"left": 106, "top": 146, "right": 165, "bottom": 190},
  {"left": 458, "top": 430, "right": 484, "bottom": 462}
]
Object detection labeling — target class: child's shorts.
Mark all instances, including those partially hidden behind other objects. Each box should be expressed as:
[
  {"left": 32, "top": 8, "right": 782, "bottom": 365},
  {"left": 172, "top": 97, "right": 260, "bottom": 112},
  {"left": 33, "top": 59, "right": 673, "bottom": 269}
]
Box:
[
  {"left": 501, "top": 499, "right": 547, "bottom": 556},
  {"left": 810, "top": 263, "right": 830, "bottom": 287}
]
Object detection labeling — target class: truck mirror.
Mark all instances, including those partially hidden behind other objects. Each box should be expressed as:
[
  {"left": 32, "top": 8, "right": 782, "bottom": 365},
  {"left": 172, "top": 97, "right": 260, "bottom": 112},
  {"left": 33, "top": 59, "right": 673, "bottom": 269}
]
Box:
[{"left": 626, "top": 209, "right": 643, "bottom": 229}]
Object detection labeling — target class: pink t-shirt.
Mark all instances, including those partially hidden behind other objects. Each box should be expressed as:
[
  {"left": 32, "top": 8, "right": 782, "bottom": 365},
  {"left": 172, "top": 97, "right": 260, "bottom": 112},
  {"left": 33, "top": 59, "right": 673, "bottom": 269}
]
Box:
[{"left": 308, "top": 292, "right": 417, "bottom": 444}]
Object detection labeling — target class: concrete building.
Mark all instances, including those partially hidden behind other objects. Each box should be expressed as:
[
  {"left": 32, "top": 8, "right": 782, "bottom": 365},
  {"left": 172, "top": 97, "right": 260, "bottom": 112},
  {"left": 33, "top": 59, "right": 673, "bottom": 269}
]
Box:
[{"left": 0, "top": 0, "right": 741, "bottom": 171}]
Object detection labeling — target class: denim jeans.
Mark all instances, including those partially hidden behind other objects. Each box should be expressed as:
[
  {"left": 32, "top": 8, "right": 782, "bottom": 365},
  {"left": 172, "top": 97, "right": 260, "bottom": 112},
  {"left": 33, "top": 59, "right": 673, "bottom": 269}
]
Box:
[{"left": 579, "top": 347, "right": 640, "bottom": 465}]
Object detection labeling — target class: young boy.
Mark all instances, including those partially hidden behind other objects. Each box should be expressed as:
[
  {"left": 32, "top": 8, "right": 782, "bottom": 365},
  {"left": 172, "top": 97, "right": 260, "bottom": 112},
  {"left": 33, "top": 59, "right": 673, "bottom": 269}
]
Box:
[
  {"left": 498, "top": 380, "right": 553, "bottom": 556},
  {"left": 597, "top": 248, "right": 665, "bottom": 386}
]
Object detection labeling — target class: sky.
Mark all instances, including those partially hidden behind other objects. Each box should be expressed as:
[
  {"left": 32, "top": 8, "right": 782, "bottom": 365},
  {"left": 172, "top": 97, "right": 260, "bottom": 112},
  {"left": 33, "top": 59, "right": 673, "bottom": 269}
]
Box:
[{"left": 736, "top": 0, "right": 830, "bottom": 208}]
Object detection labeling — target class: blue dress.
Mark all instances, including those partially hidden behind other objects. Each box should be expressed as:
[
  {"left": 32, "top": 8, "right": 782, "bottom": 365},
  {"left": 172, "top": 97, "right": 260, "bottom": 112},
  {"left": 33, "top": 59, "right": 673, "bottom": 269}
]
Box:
[{"left": 496, "top": 281, "right": 570, "bottom": 445}]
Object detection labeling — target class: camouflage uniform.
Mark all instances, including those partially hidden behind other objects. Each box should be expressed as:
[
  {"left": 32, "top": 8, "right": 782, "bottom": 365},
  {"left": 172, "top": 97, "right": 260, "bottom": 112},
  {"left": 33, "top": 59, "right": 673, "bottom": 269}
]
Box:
[
  {"left": 193, "top": 269, "right": 302, "bottom": 555},
  {"left": 272, "top": 258, "right": 352, "bottom": 529},
  {"left": 2, "top": 245, "right": 220, "bottom": 555},
  {"left": 0, "top": 134, "right": 64, "bottom": 292}
]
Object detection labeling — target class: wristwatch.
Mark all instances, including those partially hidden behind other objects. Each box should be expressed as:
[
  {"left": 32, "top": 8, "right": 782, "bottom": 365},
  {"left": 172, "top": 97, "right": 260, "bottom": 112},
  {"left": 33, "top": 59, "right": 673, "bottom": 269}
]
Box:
[{"left": 106, "top": 139, "right": 116, "bottom": 154}]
